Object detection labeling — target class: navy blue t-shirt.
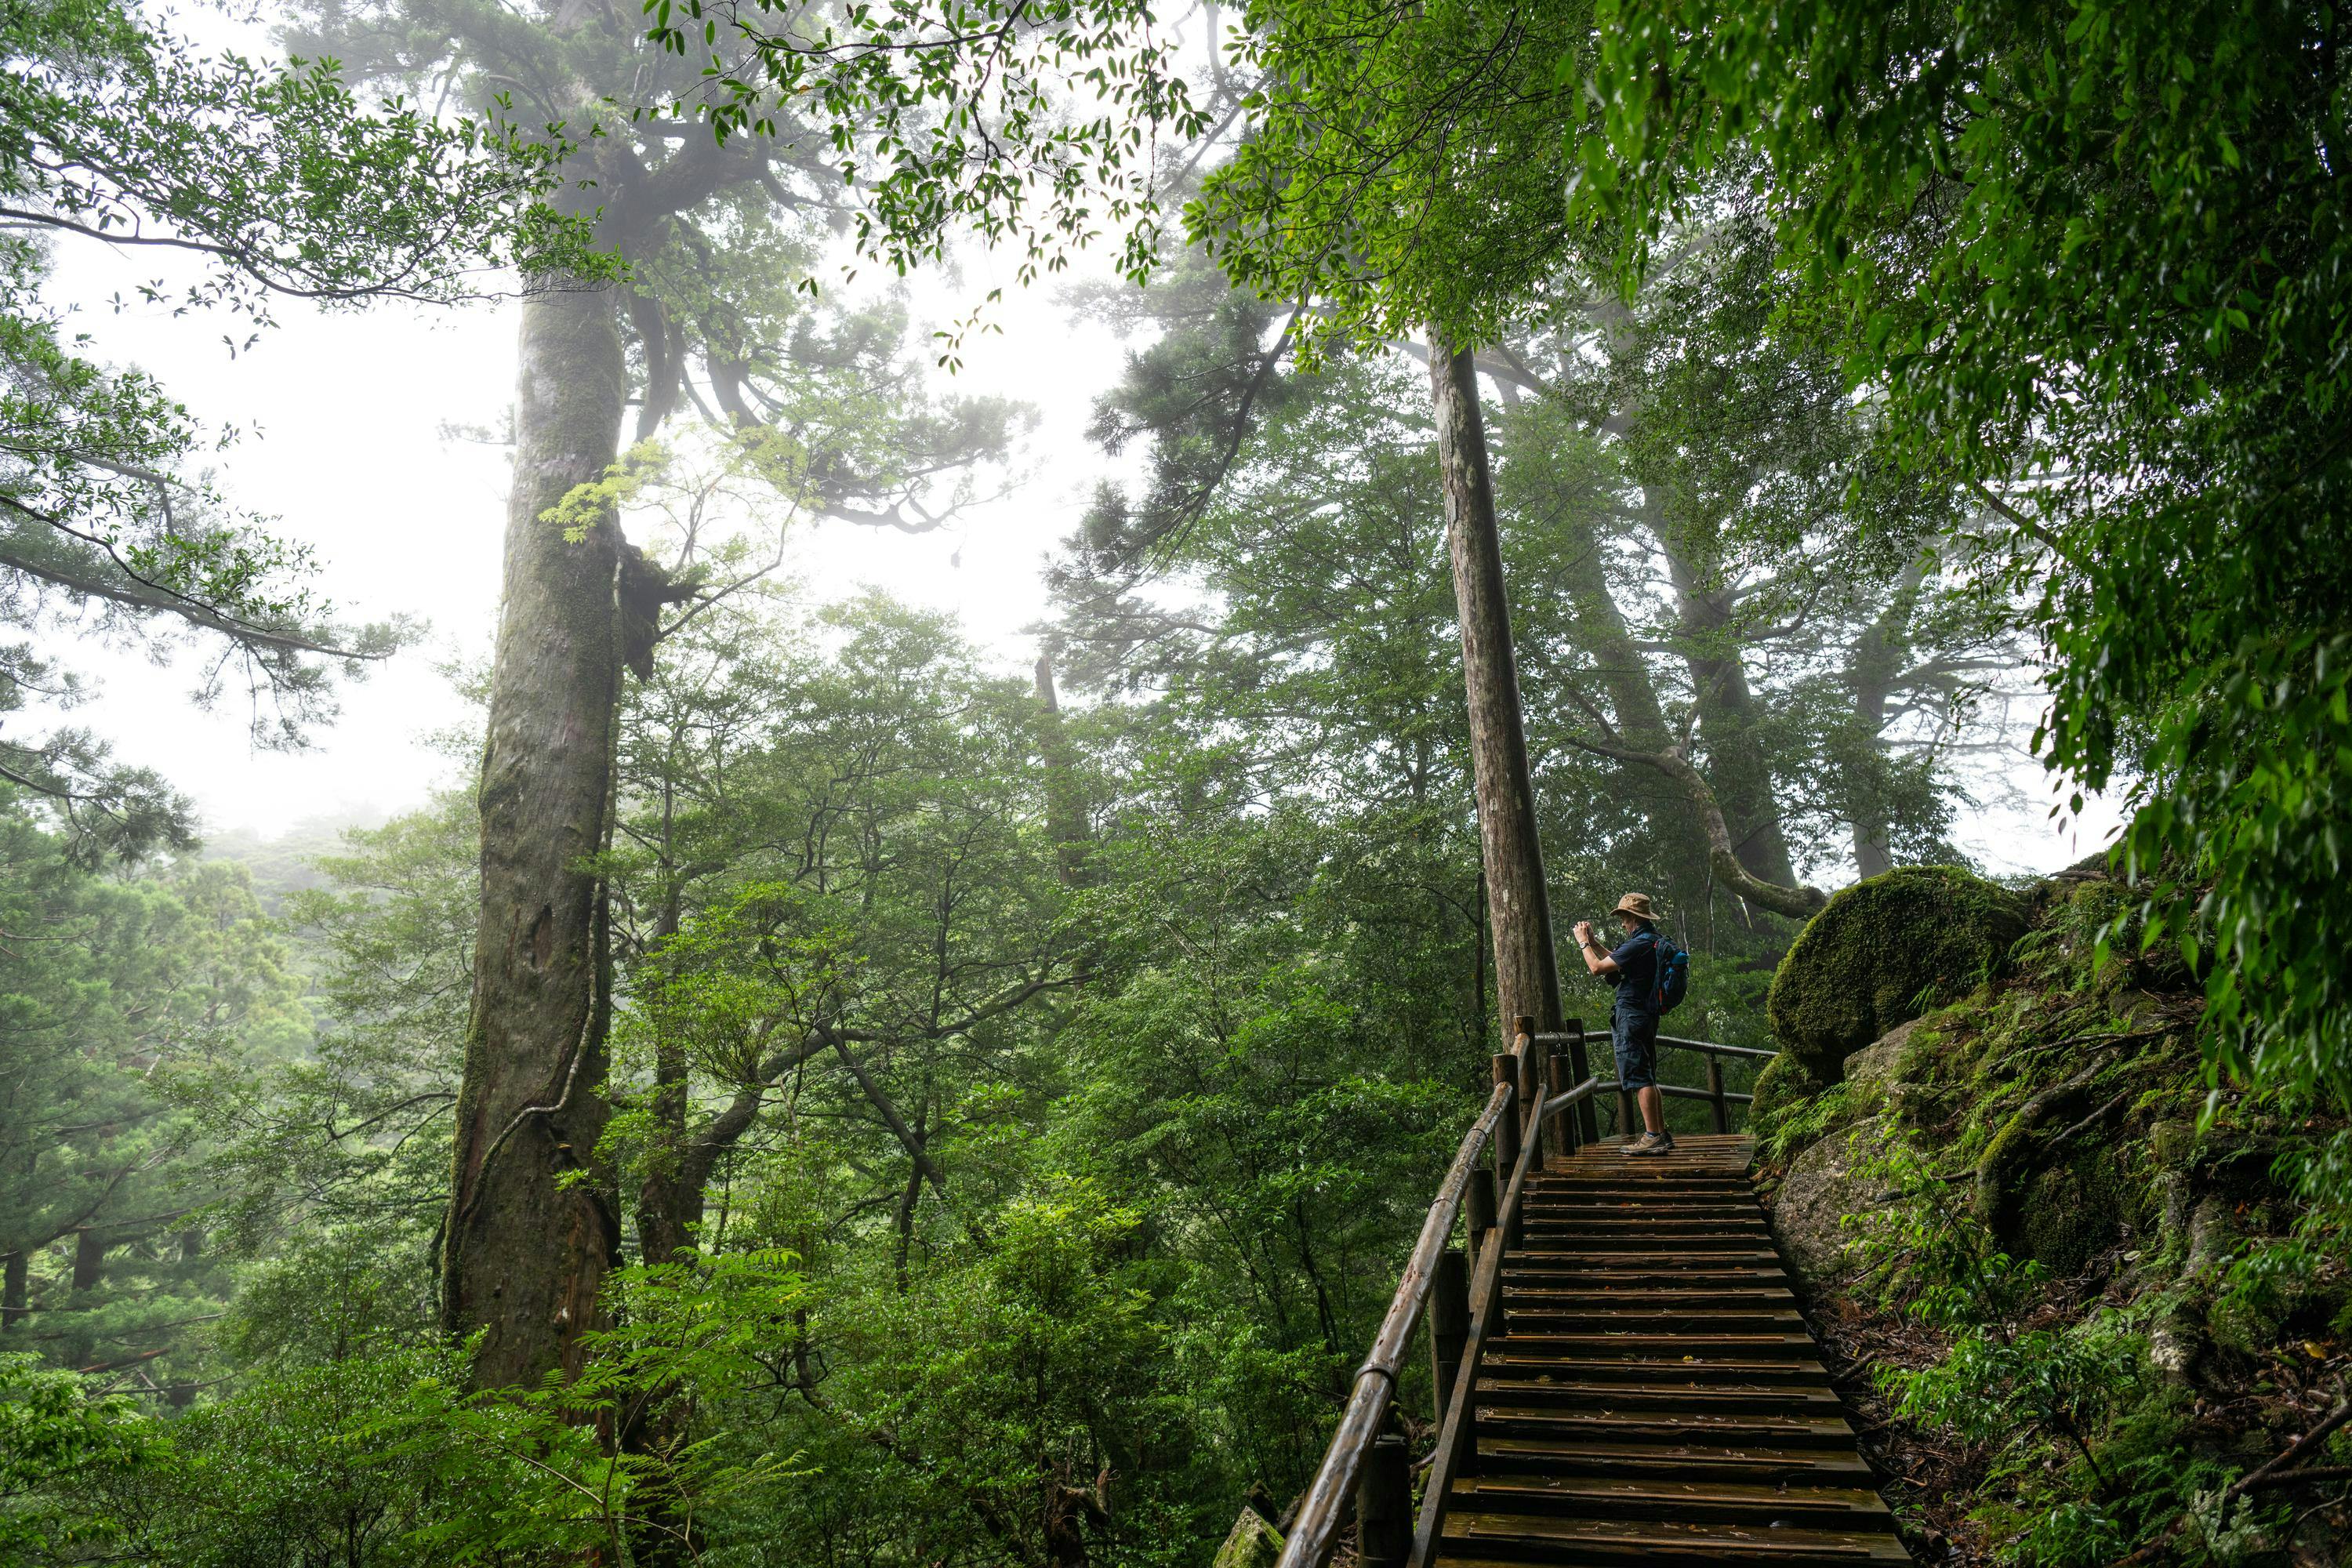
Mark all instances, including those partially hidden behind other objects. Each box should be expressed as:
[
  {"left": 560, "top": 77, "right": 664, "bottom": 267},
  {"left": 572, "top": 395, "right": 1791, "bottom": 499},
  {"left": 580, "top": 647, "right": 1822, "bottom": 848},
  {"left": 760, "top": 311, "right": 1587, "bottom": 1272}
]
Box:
[{"left": 1608, "top": 927, "right": 1659, "bottom": 1011}]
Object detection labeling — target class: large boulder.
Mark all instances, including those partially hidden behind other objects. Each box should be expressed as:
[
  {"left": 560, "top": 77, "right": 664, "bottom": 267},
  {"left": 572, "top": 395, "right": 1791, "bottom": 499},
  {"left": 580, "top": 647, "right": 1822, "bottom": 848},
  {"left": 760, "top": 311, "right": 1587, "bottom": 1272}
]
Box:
[
  {"left": 1767, "top": 866, "right": 2027, "bottom": 1081},
  {"left": 1771, "top": 1116, "right": 1890, "bottom": 1290}
]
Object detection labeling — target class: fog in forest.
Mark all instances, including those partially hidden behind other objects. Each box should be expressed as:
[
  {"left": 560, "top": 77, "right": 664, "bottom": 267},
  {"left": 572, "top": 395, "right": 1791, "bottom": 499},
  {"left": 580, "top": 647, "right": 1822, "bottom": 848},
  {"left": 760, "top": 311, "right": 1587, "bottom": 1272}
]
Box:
[{"left": 8, "top": 2, "right": 2345, "bottom": 1565}]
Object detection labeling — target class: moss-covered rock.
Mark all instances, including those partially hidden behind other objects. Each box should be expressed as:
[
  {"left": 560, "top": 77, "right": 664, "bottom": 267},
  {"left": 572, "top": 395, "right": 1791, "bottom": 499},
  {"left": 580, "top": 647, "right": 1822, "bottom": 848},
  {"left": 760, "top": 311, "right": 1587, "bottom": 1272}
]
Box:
[
  {"left": 1211, "top": 1508, "right": 1283, "bottom": 1568},
  {"left": 2012, "top": 1145, "right": 2151, "bottom": 1278},
  {"left": 1749, "top": 1049, "right": 1827, "bottom": 1133},
  {"left": 1766, "top": 866, "right": 2029, "bottom": 1081}
]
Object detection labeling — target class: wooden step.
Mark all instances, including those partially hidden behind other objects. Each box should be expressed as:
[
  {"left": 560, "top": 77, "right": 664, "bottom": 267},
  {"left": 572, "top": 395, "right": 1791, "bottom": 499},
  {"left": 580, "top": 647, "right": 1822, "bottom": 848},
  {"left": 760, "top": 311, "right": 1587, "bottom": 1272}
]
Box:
[
  {"left": 1521, "top": 1221, "right": 1775, "bottom": 1241},
  {"left": 1514, "top": 1233, "right": 1779, "bottom": 1254},
  {"left": 1449, "top": 1472, "right": 1895, "bottom": 1530},
  {"left": 1506, "top": 1285, "right": 1797, "bottom": 1310},
  {"left": 1503, "top": 1265, "right": 1792, "bottom": 1287},
  {"left": 1524, "top": 1213, "right": 1769, "bottom": 1232},
  {"left": 1477, "top": 1436, "right": 1874, "bottom": 1483},
  {"left": 1439, "top": 1513, "right": 1911, "bottom": 1565},
  {"left": 1479, "top": 1352, "right": 1833, "bottom": 1388},
  {"left": 1501, "top": 1310, "right": 1812, "bottom": 1337},
  {"left": 1476, "top": 1377, "right": 1849, "bottom": 1416},
  {"left": 1475, "top": 1404, "right": 1860, "bottom": 1450},
  {"left": 1493, "top": 1332, "right": 1822, "bottom": 1360}
]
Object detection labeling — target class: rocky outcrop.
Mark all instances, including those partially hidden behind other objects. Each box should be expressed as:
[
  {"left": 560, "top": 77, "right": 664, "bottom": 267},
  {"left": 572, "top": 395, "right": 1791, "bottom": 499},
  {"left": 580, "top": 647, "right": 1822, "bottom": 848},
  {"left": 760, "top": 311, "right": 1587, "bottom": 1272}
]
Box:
[{"left": 1771, "top": 1114, "right": 1889, "bottom": 1289}]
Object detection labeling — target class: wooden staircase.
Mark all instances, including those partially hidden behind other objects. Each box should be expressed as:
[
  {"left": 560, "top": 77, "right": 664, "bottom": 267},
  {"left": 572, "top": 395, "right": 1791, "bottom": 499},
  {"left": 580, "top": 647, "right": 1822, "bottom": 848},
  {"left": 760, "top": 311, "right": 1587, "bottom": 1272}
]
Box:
[{"left": 1435, "top": 1133, "right": 1908, "bottom": 1566}]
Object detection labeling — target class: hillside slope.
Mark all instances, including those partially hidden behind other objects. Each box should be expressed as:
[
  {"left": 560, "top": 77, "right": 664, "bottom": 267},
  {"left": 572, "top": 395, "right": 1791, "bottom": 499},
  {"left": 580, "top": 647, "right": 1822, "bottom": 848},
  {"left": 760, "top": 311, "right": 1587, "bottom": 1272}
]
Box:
[{"left": 1750, "top": 867, "right": 2350, "bottom": 1567}]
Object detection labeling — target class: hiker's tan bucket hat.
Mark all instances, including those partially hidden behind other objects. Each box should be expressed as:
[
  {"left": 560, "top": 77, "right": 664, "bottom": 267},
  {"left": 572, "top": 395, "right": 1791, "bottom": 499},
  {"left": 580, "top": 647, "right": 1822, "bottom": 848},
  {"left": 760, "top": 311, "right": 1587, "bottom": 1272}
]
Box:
[{"left": 1611, "top": 892, "right": 1657, "bottom": 921}]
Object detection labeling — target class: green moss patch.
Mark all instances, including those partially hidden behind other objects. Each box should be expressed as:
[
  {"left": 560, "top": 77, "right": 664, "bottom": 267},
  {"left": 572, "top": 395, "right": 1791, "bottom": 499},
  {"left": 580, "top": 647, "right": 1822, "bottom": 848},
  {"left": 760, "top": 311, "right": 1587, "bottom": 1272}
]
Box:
[{"left": 1766, "top": 866, "right": 2029, "bottom": 1080}]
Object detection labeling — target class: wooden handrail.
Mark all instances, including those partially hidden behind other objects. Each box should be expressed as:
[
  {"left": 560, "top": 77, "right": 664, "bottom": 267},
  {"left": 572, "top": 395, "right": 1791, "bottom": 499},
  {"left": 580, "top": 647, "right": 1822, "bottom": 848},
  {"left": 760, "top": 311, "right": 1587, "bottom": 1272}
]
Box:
[
  {"left": 1534, "top": 1027, "right": 1771, "bottom": 1135},
  {"left": 1533, "top": 1029, "right": 1777, "bottom": 1062},
  {"left": 1659, "top": 1033, "right": 1777, "bottom": 1061},
  {"left": 1544, "top": 1076, "right": 1604, "bottom": 1118},
  {"left": 1277, "top": 1026, "right": 1606, "bottom": 1568},
  {"left": 1406, "top": 1074, "right": 1570, "bottom": 1568},
  {"left": 1653, "top": 1081, "right": 1754, "bottom": 1105},
  {"left": 1272, "top": 1078, "right": 1515, "bottom": 1568}
]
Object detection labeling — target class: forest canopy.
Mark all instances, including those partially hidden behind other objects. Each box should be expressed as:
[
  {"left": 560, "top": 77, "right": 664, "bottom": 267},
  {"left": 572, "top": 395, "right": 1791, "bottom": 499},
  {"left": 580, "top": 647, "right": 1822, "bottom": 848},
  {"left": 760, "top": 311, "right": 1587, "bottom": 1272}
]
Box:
[{"left": 1, "top": 0, "right": 2347, "bottom": 1565}]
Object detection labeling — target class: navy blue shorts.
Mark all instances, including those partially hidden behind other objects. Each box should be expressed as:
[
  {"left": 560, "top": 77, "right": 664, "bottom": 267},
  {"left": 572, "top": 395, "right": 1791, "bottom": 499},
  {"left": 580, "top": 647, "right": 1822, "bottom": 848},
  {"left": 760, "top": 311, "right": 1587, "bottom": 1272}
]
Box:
[{"left": 1613, "top": 1001, "right": 1659, "bottom": 1091}]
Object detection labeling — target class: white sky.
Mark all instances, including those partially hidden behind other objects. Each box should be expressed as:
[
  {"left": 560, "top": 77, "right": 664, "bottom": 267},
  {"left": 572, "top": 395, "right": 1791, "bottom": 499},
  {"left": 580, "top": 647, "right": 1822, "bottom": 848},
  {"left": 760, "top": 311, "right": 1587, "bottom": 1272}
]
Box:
[
  {"left": 38, "top": 3, "right": 2123, "bottom": 877},
  {"left": 49, "top": 237, "right": 1132, "bottom": 834}
]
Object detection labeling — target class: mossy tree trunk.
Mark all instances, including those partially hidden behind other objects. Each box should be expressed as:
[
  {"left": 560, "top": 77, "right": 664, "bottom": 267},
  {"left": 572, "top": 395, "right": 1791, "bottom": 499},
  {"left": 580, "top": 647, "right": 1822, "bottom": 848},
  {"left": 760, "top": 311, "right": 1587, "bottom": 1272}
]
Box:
[
  {"left": 1555, "top": 495, "right": 1715, "bottom": 914},
  {"left": 441, "top": 269, "right": 629, "bottom": 1393},
  {"left": 1657, "top": 521, "right": 1801, "bottom": 892},
  {"left": 1842, "top": 558, "right": 1929, "bottom": 879}
]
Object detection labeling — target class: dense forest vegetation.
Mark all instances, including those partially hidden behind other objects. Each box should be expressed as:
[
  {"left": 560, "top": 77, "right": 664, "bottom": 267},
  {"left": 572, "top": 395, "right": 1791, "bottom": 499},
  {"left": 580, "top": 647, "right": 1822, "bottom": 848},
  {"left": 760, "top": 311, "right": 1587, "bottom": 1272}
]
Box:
[{"left": 2, "top": 0, "right": 2347, "bottom": 1565}]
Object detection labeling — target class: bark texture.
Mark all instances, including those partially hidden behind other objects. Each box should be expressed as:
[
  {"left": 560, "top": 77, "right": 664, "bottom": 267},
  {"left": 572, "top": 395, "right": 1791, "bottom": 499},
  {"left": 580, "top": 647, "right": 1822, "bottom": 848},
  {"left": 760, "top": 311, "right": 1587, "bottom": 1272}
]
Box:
[
  {"left": 1843, "top": 560, "right": 1928, "bottom": 878},
  {"left": 1428, "top": 337, "right": 1564, "bottom": 1047},
  {"left": 441, "top": 274, "right": 630, "bottom": 1391},
  {"left": 1659, "top": 524, "right": 1801, "bottom": 891},
  {"left": 1034, "top": 655, "right": 1093, "bottom": 887}
]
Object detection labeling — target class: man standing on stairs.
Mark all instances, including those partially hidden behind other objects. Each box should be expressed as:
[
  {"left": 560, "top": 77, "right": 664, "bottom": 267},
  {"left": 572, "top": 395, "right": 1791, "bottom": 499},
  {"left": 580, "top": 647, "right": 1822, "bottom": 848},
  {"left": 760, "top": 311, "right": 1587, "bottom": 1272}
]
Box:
[{"left": 1572, "top": 893, "right": 1672, "bottom": 1156}]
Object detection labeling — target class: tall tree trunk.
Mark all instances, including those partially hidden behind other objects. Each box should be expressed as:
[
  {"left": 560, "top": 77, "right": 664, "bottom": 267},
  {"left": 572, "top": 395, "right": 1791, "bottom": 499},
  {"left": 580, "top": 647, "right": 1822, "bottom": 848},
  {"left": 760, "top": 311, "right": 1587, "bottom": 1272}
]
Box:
[
  {"left": 2, "top": 1250, "right": 24, "bottom": 1328},
  {"left": 1428, "top": 336, "right": 1564, "bottom": 1051},
  {"left": 1555, "top": 503, "right": 1714, "bottom": 912},
  {"left": 1653, "top": 508, "right": 1801, "bottom": 891},
  {"left": 442, "top": 271, "right": 629, "bottom": 1392},
  {"left": 71, "top": 1227, "right": 103, "bottom": 1291},
  {"left": 1034, "top": 655, "right": 1092, "bottom": 887},
  {"left": 1845, "top": 561, "right": 1927, "bottom": 879}
]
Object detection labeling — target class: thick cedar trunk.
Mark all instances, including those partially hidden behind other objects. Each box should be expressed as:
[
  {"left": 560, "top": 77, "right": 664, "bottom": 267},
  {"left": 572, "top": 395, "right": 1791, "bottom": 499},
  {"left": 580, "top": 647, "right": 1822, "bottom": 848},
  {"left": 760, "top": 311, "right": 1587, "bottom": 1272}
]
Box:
[
  {"left": 1657, "top": 528, "right": 1801, "bottom": 891},
  {"left": 442, "top": 273, "right": 629, "bottom": 1392},
  {"left": 71, "top": 1228, "right": 103, "bottom": 1291},
  {"left": 1845, "top": 562, "right": 1926, "bottom": 879},
  {"left": 1428, "top": 337, "right": 1564, "bottom": 1047},
  {"left": 1033, "top": 655, "right": 1092, "bottom": 887},
  {"left": 1556, "top": 503, "right": 1714, "bottom": 908}
]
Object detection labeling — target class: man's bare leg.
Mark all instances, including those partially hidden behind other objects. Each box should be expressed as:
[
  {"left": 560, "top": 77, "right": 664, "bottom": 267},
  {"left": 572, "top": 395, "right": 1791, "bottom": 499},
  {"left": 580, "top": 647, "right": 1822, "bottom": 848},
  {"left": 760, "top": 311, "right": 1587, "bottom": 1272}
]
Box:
[{"left": 1639, "top": 1084, "right": 1666, "bottom": 1138}]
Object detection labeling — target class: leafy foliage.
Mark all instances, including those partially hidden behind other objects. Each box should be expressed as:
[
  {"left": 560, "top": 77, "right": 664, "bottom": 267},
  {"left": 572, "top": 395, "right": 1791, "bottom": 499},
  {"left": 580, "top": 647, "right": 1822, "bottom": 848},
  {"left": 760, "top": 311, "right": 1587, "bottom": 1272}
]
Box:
[
  {"left": 0, "top": 0, "right": 606, "bottom": 856},
  {"left": 1580, "top": 0, "right": 2352, "bottom": 1110}
]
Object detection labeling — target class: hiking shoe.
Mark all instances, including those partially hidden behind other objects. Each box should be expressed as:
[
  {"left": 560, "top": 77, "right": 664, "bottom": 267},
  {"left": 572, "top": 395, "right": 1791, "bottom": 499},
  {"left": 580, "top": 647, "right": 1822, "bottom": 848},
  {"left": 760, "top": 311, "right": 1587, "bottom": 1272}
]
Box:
[{"left": 1621, "top": 1132, "right": 1664, "bottom": 1156}]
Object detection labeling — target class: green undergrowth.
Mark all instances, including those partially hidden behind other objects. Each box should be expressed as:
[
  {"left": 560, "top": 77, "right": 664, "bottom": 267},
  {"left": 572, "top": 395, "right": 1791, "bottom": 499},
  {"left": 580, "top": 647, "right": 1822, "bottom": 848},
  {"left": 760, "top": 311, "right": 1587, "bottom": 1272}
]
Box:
[{"left": 1759, "top": 872, "right": 2352, "bottom": 1566}]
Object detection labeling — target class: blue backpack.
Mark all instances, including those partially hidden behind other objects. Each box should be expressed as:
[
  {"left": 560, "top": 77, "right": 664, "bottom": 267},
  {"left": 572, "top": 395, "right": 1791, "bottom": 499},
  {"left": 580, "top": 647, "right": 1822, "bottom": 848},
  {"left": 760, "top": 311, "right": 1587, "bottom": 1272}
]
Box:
[{"left": 1649, "top": 931, "right": 1690, "bottom": 1016}]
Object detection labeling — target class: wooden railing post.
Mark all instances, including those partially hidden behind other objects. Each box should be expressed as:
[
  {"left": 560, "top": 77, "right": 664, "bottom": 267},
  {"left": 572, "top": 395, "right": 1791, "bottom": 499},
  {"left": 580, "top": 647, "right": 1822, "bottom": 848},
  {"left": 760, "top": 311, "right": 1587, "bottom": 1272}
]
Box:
[
  {"left": 1706, "top": 1054, "right": 1730, "bottom": 1134},
  {"left": 1490, "top": 1055, "right": 1523, "bottom": 1250},
  {"left": 1544, "top": 1049, "right": 1573, "bottom": 1163},
  {"left": 1429, "top": 1247, "right": 1470, "bottom": 1423},
  {"left": 1563, "top": 1017, "right": 1599, "bottom": 1143},
  {"left": 1514, "top": 1025, "right": 1544, "bottom": 1172},
  {"left": 1466, "top": 1167, "right": 1497, "bottom": 1276},
  {"left": 1357, "top": 1434, "right": 1411, "bottom": 1568},
  {"left": 1489, "top": 1054, "right": 1519, "bottom": 1183}
]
